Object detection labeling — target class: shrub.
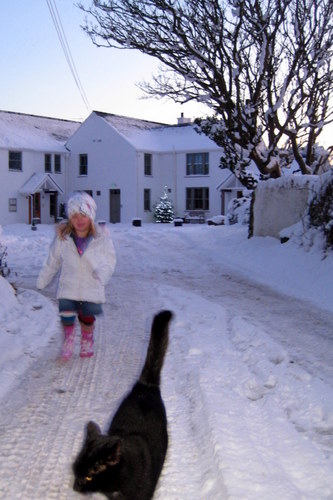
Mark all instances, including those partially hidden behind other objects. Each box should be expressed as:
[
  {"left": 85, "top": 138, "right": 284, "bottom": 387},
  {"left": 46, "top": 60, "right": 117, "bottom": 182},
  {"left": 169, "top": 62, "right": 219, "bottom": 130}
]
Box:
[
  {"left": 227, "top": 196, "right": 251, "bottom": 225},
  {"left": 0, "top": 242, "right": 10, "bottom": 278},
  {"left": 308, "top": 171, "right": 333, "bottom": 251}
]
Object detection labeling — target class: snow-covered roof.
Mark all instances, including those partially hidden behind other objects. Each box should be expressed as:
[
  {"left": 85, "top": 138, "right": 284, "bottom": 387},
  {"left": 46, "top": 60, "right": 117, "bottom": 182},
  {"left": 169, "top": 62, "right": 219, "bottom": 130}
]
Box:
[
  {"left": 0, "top": 110, "right": 81, "bottom": 152},
  {"left": 95, "top": 111, "right": 222, "bottom": 152},
  {"left": 95, "top": 111, "right": 166, "bottom": 132},
  {"left": 18, "top": 172, "right": 64, "bottom": 195},
  {"left": 216, "top": 171, "right": 242, "bottom": 190}
]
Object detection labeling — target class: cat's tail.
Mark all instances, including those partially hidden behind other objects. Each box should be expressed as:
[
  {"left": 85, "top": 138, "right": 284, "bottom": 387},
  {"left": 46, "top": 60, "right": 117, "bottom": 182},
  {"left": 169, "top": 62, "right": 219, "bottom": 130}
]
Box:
[{"left": 139, "top": 310, "right": 173, "bottom": 387}]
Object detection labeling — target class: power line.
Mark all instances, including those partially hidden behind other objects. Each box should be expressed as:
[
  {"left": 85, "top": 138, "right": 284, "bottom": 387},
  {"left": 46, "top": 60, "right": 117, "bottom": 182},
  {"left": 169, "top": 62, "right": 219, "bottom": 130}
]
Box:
[{"left": 46, "top": 0, "right": 90, "bottom": 111}]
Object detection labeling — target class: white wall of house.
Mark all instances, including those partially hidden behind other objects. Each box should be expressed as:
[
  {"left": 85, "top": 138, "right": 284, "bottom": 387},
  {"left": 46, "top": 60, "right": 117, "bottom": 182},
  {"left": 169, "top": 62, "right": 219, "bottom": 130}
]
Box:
[
  {"left": 66, "top": 114, "right": 227, "bottom": 223},
  {"left": 0, "top": 110, "right": 79, "bottom": 226},
  {"left": 0, "top": 147, "right": 25, "bottom": 225},
  {"left": 176, "top": 150, "right": 226, "bottom": 218},
  {"left": 39, "top": 191, "right": 62, "bottom": 224},
  {"left": 129, "top": 148, "right": 227, "bottom": 222},
  {"left": 136, "top": 151, "right": 162, "bottom": 223},
  {"left": 66, "top": 113, "right": 140, "bottom": 223},
  {"left": 218, "top": 173, "right": 246, "bottom": 215},
  {"left": 0, "top": 111, "right": 231, "bottom": 226},
  {"left": 0, "top": 147, "right": 67, "bottom": 225}
]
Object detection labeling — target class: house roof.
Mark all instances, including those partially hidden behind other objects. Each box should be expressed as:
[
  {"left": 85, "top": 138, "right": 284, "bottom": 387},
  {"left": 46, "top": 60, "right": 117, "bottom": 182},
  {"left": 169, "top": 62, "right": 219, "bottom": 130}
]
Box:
[
  {"left": 18, "top": 173, "right": 64, "bottom": 195},
  {"left": 0, "top": 110, "right": 81, "bottom": 152},
  {"left": 216, "top": 172, "right": 244, "bottom": 190},
  {"left": 94, "top": 111, "right": 222, "bottom": 152},
  {"left": 95, "top": 111, "right": 167, "bottom": 131}
]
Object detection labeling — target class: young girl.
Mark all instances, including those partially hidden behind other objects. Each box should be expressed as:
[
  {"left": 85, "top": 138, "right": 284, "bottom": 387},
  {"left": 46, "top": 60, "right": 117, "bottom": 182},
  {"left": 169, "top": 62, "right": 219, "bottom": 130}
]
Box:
[{"left": 37, "top": 192, "right": 117, "bottom": 360}]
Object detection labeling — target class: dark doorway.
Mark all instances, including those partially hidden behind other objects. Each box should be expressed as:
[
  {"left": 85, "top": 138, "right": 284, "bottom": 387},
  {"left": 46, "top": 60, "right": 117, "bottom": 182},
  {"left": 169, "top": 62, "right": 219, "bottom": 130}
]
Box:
[
  {"left": 109, "top": 189, "right": 121, "bottom": 223},
  {"left": 29, "top": 193, "right": 41, "bottom": 223}
]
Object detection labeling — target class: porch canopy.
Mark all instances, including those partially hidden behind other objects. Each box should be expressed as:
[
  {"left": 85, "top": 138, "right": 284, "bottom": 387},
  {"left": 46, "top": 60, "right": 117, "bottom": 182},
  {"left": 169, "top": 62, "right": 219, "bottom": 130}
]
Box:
[{"left": 19, "top": 173, "right": 64, "bottom": 195}]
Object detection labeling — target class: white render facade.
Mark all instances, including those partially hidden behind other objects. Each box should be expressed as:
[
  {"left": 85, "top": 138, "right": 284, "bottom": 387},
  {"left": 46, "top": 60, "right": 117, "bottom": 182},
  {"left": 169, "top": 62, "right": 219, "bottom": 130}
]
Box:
[
  {"left": 0, "top": 110, "right": 80, "bottom": 226},
  {"left": 0, "top": 109, "right": 240, "bottom": 226},
  {"left": 66, "top": 111, "right": 233, "bottom": 223}
]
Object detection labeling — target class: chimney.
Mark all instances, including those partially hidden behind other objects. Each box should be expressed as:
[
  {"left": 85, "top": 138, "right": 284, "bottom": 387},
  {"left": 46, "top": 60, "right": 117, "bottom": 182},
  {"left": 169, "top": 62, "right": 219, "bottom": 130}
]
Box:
[{"left": 177, "top": 112, "right": 192, "bottom": 126}]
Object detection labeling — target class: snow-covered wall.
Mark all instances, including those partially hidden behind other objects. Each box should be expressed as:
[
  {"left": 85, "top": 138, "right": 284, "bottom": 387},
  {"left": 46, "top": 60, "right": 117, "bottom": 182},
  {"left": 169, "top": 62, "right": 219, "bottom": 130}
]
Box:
[{"left": 253, "top": 175, "right": 316, "bottom": 238}]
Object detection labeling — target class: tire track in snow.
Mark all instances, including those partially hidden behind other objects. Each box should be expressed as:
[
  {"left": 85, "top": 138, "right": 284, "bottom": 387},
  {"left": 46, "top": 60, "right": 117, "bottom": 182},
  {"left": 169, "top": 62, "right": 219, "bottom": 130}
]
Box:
[
  {"left": 0, "top": 277, "right": 163, "bottom": 499},
  {"left": 3, "top": 225, "right": 333, "bottom": 499},
  {"left": 156, "top": 311, "right": 228, "bottom": 500},
  {"left": 0, "top": 275, "right": 230, "bottom": 499}
]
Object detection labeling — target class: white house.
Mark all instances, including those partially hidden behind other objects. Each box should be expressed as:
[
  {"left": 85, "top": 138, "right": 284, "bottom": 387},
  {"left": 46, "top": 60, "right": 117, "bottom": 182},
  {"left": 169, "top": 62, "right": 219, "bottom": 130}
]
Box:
[
  {"left": 216, "top": 171, "right": 247, "bottom": 215},
  {"left": 0, "top": 109, "right": 242, "bottom": 225},
  {"left": 0, "top": 110, "right": 80, "bottom": 225},
  {"left": 66, "top": 111, "right": 237, "bottom": 223}
]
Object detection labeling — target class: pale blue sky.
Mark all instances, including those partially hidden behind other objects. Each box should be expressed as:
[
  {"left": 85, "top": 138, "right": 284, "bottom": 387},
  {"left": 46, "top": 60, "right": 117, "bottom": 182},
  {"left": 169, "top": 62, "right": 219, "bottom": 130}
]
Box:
[
  {"left": 0, "top": 0, "right": 208, "bottom": 124},
  {"left": 0, "top": 1, "right": 331, "bottom": 146}
]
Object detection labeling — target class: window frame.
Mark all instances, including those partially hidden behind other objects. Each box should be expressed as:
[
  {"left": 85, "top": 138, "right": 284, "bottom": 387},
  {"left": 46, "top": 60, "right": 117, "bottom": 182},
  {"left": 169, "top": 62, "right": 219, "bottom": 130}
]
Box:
[
  {"left": 54, "top": 154, "right": 61, "bottom": 173},
  {"left": 8, "top": 151, "right": 22, "bottom": 171},
  {"left": 186, "top": 152, "right": 209, "bottom": 176},
  {"left": 144, "top": 188, "right": 151, "bottom": 211},
  {"left": 79, "top": 154, "right": 88, "bottom": 176},
  {"left": 44, "top": 154, "right": 52, "bottom": 173},
  {"left": 186, "top": 187, "right": 209, "bottom": 210},
  {"left": 8, "top": 198, "right": 17, "bottom": 212},
  {"left": 144, "top": 153, "right": 152, "bottom": 176}
]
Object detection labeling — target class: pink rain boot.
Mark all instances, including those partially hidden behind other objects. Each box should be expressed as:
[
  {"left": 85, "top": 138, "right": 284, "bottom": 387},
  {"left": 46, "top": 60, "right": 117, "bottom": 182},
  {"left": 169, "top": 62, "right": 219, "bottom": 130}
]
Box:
[
  {"left": 60, "top": 325, "right": 75, "bottom": 361},
  {"left": 80, "top": 326, "right": 94, "bottom": 358}
]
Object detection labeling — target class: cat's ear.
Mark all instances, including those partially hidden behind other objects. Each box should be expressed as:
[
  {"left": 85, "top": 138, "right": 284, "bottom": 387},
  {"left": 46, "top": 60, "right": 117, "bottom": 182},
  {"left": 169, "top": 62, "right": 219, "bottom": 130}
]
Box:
[
  {"left": 86, "top": 421, "right": 101, "bottom": 440},
  {"left": 106, "top": 439, "right": 122, "bottom": 467}
]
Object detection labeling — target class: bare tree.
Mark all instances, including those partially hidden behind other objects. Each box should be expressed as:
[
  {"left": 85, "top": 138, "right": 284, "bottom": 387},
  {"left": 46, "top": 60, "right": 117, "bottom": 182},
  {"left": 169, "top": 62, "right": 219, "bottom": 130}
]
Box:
[{"left": 78, "top": 0, "right": 333, "bottom": 186}]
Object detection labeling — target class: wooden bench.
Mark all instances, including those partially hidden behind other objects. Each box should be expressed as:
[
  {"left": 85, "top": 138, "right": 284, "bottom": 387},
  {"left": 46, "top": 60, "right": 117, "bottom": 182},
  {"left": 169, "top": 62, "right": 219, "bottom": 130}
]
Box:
[{"left": 184, "top": 211, "right": 206, "bottom": 224}]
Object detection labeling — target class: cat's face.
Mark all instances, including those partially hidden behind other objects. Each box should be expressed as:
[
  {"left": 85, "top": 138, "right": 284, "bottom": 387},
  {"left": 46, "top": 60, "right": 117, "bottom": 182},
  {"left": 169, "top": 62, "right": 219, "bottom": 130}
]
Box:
[{"left": 73, "top": 421, "right": 122, "bottom": 496}]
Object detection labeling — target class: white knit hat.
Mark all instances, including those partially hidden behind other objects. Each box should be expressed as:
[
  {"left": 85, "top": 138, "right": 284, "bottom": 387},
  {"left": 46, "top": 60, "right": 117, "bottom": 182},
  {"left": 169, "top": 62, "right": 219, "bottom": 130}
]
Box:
[{"left": 67, "top": 192, "right": 97, "bottom": 221}]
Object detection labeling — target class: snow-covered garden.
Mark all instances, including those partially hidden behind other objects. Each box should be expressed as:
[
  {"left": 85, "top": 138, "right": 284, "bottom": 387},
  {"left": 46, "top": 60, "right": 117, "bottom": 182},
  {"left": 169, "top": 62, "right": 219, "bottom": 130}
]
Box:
[{"left": 0, "top": 214, "right": 332, "bottom": 498}]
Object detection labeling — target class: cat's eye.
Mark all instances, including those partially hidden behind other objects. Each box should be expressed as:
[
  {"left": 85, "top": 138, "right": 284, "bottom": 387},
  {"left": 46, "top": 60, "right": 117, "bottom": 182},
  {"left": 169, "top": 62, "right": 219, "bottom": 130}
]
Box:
[{"left": 85, "top": 476, "right": 92, "bottom": 482}]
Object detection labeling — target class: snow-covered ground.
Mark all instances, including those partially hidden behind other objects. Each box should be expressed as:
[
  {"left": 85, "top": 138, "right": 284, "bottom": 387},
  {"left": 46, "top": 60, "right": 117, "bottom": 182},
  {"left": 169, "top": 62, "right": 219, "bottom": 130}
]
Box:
[{"left": 0, "top": 222, "right": 332, "bottom": 499}]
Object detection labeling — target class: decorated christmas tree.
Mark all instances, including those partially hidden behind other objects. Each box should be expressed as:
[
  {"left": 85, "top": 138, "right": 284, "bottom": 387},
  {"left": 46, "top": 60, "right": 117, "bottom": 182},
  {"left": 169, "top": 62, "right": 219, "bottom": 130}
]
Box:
[{"left": 153, "top": 186, "right": 175, "bottom": 223}]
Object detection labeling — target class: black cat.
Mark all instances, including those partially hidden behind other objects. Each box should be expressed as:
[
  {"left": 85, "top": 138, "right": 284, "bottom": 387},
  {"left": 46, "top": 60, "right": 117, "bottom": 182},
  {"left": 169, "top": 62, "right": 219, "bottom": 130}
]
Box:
[{"left": 72, "top": 310, "right": 173, "bottom": 499}]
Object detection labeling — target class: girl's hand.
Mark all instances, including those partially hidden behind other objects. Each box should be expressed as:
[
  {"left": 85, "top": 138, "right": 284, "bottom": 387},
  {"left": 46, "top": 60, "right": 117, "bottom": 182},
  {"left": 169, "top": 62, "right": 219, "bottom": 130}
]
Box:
[{"left": 92, "top": 269, "right": 102, "bottom": 281}]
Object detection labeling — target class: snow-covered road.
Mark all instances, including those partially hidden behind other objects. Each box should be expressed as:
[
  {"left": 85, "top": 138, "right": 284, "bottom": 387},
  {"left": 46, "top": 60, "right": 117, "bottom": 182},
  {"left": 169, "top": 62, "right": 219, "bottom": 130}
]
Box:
[{"left": 0, "top": 223, "right": 332, "bottom": 499}]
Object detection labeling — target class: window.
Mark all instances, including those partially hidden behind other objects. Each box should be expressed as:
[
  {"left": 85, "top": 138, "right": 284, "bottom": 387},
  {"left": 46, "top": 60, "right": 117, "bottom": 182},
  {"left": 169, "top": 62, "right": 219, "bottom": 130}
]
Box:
[
  {"left": 9, "top": 198, "right": 17, "bottom": 212},
  {"left": 144, "top": 189, "right": 151, "bottom": 211},
  {"left": 79, "top": 154, "right": 88, "bottom": 176},
  {"left": 54, "top": 154, "right": 61, "bottom": 173},
  {"left": 144, "top": 153, "right": 152, "bottom": 176},
  {"left": 44, "top": 154, "right": 52, "bottom": 172},
  {"left": 186, "top": 152, "right": 209, "bottom": 175},
  {"left": 186, "top": 187, "right": 209, "bottom": 210},
  {"left": 9, "top": 151, "right": 22, "bottom": 171}
]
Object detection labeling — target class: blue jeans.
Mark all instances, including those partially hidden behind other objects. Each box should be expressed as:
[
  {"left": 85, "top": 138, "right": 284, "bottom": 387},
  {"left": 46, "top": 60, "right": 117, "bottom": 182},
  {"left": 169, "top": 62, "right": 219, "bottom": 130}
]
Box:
[
  {"left": 58, "top": 299, "right": 103, "bottom": 316},
  {"left": 58, "top": 299, "right": 103, "bottom": 326}
]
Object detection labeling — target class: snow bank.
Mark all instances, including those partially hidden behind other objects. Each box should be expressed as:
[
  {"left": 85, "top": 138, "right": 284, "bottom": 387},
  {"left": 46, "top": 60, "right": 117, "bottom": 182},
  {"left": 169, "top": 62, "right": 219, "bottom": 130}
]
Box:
[{"left": 252, "top": 175, "right": 316, "bottom": 238}]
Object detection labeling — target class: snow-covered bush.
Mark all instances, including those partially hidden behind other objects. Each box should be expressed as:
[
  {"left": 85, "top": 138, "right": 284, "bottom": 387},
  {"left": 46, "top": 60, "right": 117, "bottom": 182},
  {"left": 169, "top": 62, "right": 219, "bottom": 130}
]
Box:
[
  {"left": 308, "top": 144, "right": 332, "bottom": 175},
  {"left": 308, "top": 170, "right": 333, "bottom": 252},
  {"left": 0, "top": 224, "right": 10, "bottom": 279},
  {"left": 0, "top": 244, "right": 10, "bottom": 278},
  {"left": 227, "top": 196, "right": 251, "bottom": 225}
]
